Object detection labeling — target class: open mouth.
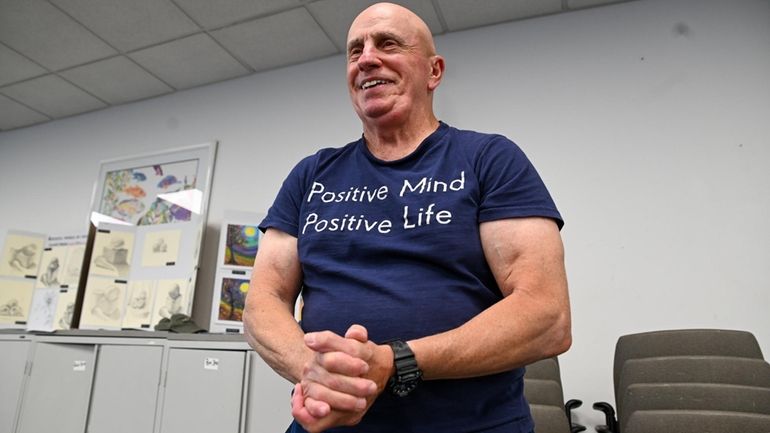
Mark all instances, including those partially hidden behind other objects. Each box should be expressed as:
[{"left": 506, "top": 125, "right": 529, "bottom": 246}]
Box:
[{"left": 360, "top": 79, "right": 391, "bottom": 90}]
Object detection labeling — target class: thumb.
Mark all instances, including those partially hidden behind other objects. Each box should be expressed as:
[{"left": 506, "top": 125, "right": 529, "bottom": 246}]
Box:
[{"left": 345, "top": 324, "right": 368, "bottom": 342}]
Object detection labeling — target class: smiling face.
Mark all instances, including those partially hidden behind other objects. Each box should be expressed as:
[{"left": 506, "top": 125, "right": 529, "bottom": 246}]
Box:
[{"left": 346, "top": 3, "right": 443, "bottom": 126}]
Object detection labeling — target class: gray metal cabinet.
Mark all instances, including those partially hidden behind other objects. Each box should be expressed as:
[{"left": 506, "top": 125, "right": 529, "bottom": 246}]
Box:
[
  {"left": 159, "top": 347, "right": 247, "bottom": 433},
  {"left": 87, "top": 344, "right": 164, "bottom": 433},
  {"left": 244, "top": 352, "right": 293, "bottom": 433},
  {"left": 0, "top": 337, "right": 30, "bottom": 433},
  {"left": 15, "top": 342, "right": 97, "bottom": 433}
]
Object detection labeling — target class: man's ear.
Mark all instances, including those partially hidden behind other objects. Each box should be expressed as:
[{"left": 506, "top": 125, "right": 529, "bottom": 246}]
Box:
[{"left": 428, "top": 55, "right": 445, "bottom": 91}]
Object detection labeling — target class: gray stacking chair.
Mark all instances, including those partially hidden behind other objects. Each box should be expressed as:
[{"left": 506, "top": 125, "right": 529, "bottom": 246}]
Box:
[
  {"left": 593, "top": 329, "right": 766, "bottom": 433},
  {"left": 524, "top": 357, "right": 585, "bottom": 433},
  {"left": 524, "top": 379, "right": 565, "bottom": 407},
  {"left": 612, "top": 329, "right": 764, "bottom": 397},
  {"left": 615, "top": 356, "right": 770, "bottom": 415},
  {"left": 623, "top": 410, "right": 770, "bottom": 433},
  {"left": 529, "top": 404, "right": 572, "bottom": 433},
  {"left": 619, "top": 383, "right": 770, "bottom": 432}
]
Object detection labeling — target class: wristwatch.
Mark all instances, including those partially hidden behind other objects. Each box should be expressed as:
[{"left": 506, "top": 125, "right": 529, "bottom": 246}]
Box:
[{"left": 386, "top": 340, "right": 422, "bottom": 397}]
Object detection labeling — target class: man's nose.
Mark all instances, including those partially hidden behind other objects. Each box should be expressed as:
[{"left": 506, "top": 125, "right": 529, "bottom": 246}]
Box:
[{"left": 357, "top": 45, "right": 381, "bottom": 70}]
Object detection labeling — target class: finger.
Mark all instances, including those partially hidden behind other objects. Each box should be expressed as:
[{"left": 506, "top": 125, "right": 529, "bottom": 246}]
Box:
[
  {"left": 302, "top": 379, "right": 369, "bottom": 412},
  {"left": 311, "top": 350, "right": 369, "bottom": 376},
  {"left": 305, "top": 331, "right": 372, "bottom": 359},
  {"left": 304, "top": 361, "right": 377, "bottom": 397},
  {"left": 345, "top": 324, "right": 368, "bottom": 342},
  {"left": 291, "top": 384, "right": 322, "bottom": 425},
  {"left": 303, "top": 396, "right": 331, "bottom": 418}
]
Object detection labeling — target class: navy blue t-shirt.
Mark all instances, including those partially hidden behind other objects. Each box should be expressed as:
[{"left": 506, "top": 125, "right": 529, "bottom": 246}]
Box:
[{"left": 261, "top": 122, "right": 563, "bottom": 433}]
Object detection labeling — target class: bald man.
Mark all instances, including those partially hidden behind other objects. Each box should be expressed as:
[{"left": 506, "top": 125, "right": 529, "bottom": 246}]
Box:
[{"left": 244, "top": 3, "right": 571, "bottom": 432}]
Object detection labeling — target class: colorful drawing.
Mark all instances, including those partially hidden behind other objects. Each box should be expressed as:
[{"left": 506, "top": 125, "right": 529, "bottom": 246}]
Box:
[
  {"left": 0, "top": 278, "right": 36, "bottom": 325},
  {"left": 224, "top": 224, "right": 259, "bottom": 267},
  {"left": 0, "top": 233, "right": 45, "bottom": 278},
  {"left": 98, "top": 159, "right": 199, "bottom": 225},
  {"left": 218, "top": 277, "right": 249, "bottom": 322},
  {"left": 141, "top": 230, "right": 181, "bottom": 267},
  {"left": 80, "top": 277, "right": 127, "bottom": 329}
]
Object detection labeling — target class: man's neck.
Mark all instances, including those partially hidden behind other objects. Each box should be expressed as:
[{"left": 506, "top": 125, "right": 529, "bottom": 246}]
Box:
[{"left": 362, "top": 115, "right": 439, "bottom": 162}]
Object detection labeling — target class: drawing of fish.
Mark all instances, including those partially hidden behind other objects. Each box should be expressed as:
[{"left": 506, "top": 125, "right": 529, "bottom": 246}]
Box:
[
  {"left": 132, "top": 171, "right": 147, "bottom": 181},
  {"left": 153, "top": 165, "right": 163, "bottom": 176},
  {"left": 169, "top": 204, "right": 191, "bottom": 221},
  {"left": 116, "top": 199, "right": 145, "bottom": 217},
  {"left": 123, "top": 185, "right": 146, "bottom": 198},
  {"left": 157, "top": 175, "right": 180, "bottom": 189}
]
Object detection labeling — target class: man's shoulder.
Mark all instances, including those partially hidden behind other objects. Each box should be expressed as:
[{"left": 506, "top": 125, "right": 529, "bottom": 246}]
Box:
[{"left": 444, "top": 124, "right": 518, "bottom": 155}]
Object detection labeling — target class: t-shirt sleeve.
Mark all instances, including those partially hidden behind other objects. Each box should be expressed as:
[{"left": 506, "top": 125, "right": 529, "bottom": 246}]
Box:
[
  {"left": 476, "top": 136, "right": 564, "bottom": 229},
  {"left": 259, "top": 155, "right": 316, "bottom": 237}
]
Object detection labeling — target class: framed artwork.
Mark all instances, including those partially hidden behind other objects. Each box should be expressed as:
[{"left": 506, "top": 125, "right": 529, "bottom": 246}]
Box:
[
  {"left": 26, "top": 288, "right": 59, "bottom": 332},
  {"left": 89, "top": 142, "right": 217, "bottom": 227},
  {"left": 89, "top": 227, "right": 135, "bottom": 279},
  {"left": 209, "top": 269, "right": 251, "bottom": 334},
  {"left": 0, "top": 231, "right": 46, "bottom": 278},
  {"left": 36, "top": 246, "right": 69, "bottom": 288},
  {"left": 221, "top": 223, "right": 260, "bottom": 269},
  {"left": 140, "top": 229, "right": 182, "bottom": 268},
  {"left": 79, "top": 276, "right": 127, "bottom": 330},
  {"left": 53, "top": 289, "right": 78, "bottom": 330},
  {"left": 62, "top": 244, "right": 86, "bottom": 287},
  {"left": 150, "top": 278, "right": 192, "bottom": 326},
  {"left": 122, "top": 280, "right": 157, "bottom": 330},
  {"left": 0, "top": 277, "right": 36, "bottom": 327}
]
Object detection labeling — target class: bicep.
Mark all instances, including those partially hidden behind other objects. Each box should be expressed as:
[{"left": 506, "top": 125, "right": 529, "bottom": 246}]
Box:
[
  {"left": 248, "top": 228, "right": 303, "bottom": 310},
  {"left": 479, "top": 217, "right": 567, "bottom": 299}
]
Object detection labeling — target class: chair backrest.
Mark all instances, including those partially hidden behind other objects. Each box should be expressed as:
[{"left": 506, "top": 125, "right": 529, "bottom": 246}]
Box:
[
  {"left": 529, "top": 404, "right": 572, "bottom": 433},
  {"left": 616, "top": 356, "right": 770, "bottom": 412},
  {"left": 619, "top": 383, "right": 770, "bottom": 432},
  {"left": 525, "top": 357, "right": 561, "bottom": 382},
  {"left": 624, "top": 410, "right": 770, "bottom": 433},
  {"left": 613, "top": 329, "right": 764, "bottom": 394},
  {"left": 524, "top": 378, "right": 565, "bottom": 407}
]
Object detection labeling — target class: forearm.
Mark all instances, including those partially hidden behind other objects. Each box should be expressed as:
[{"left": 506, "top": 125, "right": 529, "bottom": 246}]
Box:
[
  {"left": 409, "top": 291, "right": 571, "bottom": 379},
  {"left": 244, "top": 289, "right": 311, "bottom": 383}
]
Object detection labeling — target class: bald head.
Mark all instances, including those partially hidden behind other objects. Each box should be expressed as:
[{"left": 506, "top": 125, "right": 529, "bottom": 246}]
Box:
[{"left": 347, "top": 2, "right": 436, "bottom": 57}]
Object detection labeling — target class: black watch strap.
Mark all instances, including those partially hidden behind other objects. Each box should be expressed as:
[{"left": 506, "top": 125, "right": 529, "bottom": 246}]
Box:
[{"left": 386, "top": 340, "right": 422, "bottom": 397}]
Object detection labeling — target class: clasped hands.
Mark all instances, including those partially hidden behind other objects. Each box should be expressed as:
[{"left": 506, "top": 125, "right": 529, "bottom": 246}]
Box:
[{"left": 292, "top": 324, "right": 394, "bottom": 433}]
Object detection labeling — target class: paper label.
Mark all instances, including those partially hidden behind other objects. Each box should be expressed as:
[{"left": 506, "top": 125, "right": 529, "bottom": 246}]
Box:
[
  {"left": 73, "top": 360, "right": 87, "bottom": 372},
  {"left": 204, "top": 357, "right": 219, "bottom": 370}
]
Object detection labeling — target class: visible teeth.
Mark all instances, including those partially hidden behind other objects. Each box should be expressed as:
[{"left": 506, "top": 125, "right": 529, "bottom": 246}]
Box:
[{"left": 361, "top": 80, "right": 388, "bottom": 89}]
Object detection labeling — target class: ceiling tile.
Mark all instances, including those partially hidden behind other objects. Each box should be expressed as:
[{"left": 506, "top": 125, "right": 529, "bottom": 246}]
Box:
[
  {"left": 436, "top": 0, "right": 563, "bottom": 31},
  {"left": 50, "top": 0, "right": 201, "bottom": 52},
  {"left": 60, "top": 56, "right": 173, "bottom": 105},
  {"left": 0, "top": 94, "right": 49, "bottom": 130},
  {"left": 173, "top": 0, "right": 301, "bottom": 29},
  {"left": 130, "top": 33, "right": 249, "bottom": 90},
  {"left": 567, "top": 0, "right": 628, "bottom": 9},
  {"left": 308, "top": 0, "right": 444, "bottom": 51},
  {"left": 0, "top": 44, "right": 47, "bottom": 87},
  {"left": 211, "top": 7, "right": 338, "bottom": 72},
  {"left": 0, "top": 75, "right": 107, "bottom": 118},
  {"left": 0, "top": 0, "right": 117, "bottom": 70}
]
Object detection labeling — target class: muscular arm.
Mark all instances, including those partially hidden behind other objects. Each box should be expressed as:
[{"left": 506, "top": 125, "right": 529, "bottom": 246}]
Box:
[
  {"left": 244, "top": 228, "right": 377, "bottom": 427},
  {"left": 409, "top": 216, "right": 572, "bottom": 378},
  {"left": 243, "top": 228, "right": 310, "bottom": 383}
]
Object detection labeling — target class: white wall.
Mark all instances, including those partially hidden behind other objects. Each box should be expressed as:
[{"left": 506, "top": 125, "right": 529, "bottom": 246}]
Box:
[{"left": 1, "top": 0, "right": 768, "bottom": 427}]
